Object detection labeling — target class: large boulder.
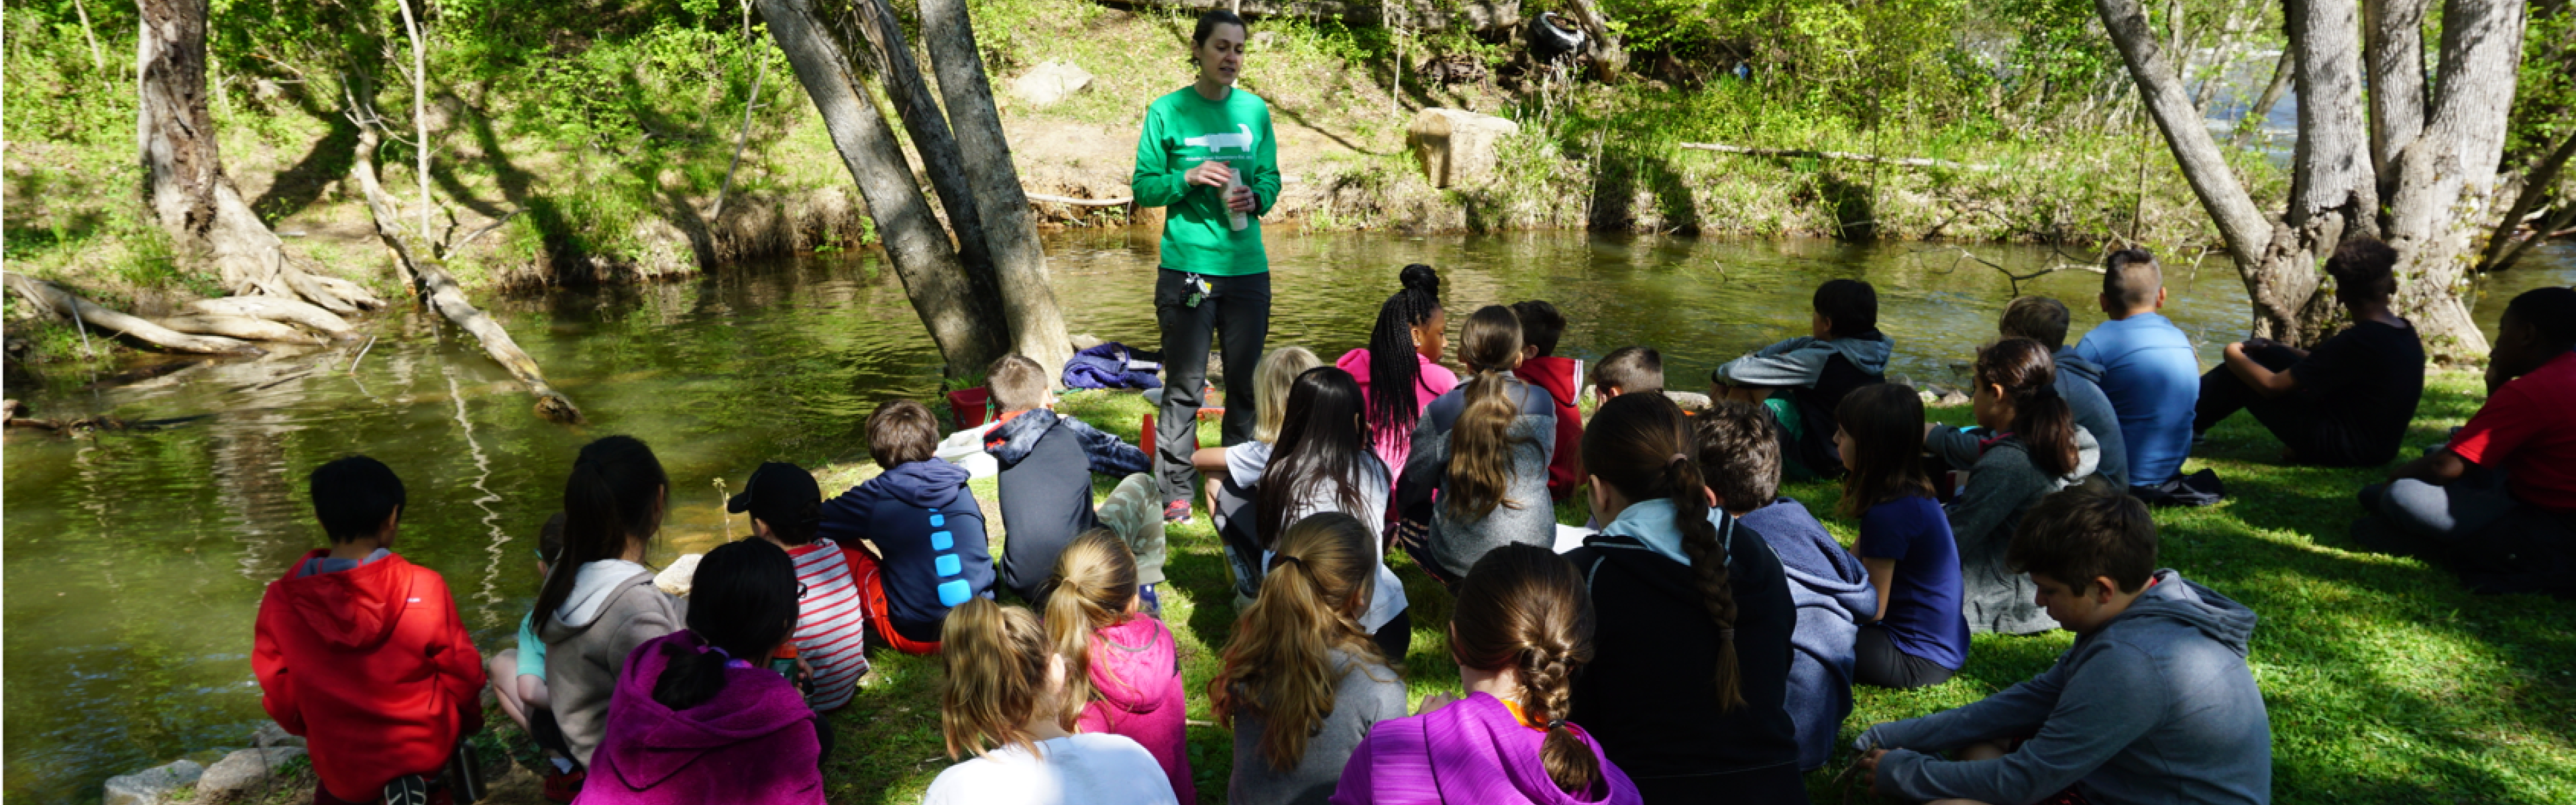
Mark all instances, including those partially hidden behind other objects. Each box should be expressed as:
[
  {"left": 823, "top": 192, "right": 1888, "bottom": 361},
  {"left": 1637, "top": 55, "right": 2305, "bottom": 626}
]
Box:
[
  {"left": 1009, "top": 61, "right": 1094, "bottom": 109},
  {"left": 197, "top": 747, "right": 308, "bottom": 802},
  {"left": 103, "top": 760, "right": 203, "bottom": 805},
  {"left": 1408, "top": 108, "right": 1521, "bottom": 189}
]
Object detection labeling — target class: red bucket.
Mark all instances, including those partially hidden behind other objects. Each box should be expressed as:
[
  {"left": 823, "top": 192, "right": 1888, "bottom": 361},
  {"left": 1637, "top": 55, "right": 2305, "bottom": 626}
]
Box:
[{"left": 947, "top": 387, "right": 993, "bottom": 429}]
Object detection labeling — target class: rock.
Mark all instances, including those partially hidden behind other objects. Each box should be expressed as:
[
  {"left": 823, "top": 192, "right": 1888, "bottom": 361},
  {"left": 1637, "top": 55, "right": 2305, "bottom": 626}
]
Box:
[
  {"left": 251, "top": 721, "right": 307, "bottom": 749},
  {"left": 103, "top": 759, "right": 203, "bottom": 805},
  {"left": 197, "top": 747, "right": 307, "bottom": 802},
  {"left": 1663, "top": 390, "right": 1713, "bottom": 412},
  {"left": 1008, "top": 61, "right": 1093, "bottom": 109},
  {"left": 1408, "top": 108, "right": 1521, "bottom": 189}
]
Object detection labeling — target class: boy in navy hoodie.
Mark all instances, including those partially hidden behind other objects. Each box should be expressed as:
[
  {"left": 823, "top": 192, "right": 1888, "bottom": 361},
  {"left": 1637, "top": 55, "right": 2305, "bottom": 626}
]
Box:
[
  {"left": 1859, "top": 483, "right": 2271, "bottom": 805},
  {"left": 820, "top": 400, "right": 996, "bottom": 655},
  {"left": 1710, "top": 279, "right": 1892, "bottom": 479},
  {"left": 979, "top": 355, "right": 1165, "bottom": 608},
  {"left": 1509, "top": 300, "right": 1585, "bottom": 502}
]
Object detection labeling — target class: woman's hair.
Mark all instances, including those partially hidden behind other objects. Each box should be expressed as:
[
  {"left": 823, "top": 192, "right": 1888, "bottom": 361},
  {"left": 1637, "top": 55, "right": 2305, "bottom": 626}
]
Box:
[
  {"left": 1452, "top": 544, "right": 1600, "bottom": 796},
  {"left": 535, "top": 435, "right": 669, "bottom": 622},
  {"left": 1208, "top": 513, "right": 1387, "bottom": 771},
  {"left": 1041, "top": 529, "right": 1139, "bottom": 725},
  {"left": 1363, "top": 264, "right": 1443, "bottom": 451},
  {"left": 1259, "top": 367, "right": 1380, "bottom": 551},
  {"left": 939, "top": 598, "right": 1064, "bottom": 759},
  {"left": 1252, "top": 346, "right": 1322, "bottom": 443},
  {"left": 1579, "top": 393, "right": 1744, "bottom": 710},
  {"left": 1976, "top": 338, "right": 2080, "bottom": 478},
  {"left": 653, "top": 539, "right": 799, "bottom": 711},
  {"left": 1445, "top": 306, "right": 1535, "bottom": 523},
  {"left": 1833, "top": 383, "right": 1936, "bottom": 519},
  {"left": 1190, "top": 9, "right": 1248, "bottom": 56}
]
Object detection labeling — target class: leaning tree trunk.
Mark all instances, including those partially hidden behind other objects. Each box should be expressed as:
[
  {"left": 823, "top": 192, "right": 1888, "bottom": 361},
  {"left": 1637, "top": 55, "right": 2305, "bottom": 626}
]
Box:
[
  {"left": 137, "top": 0, "right": 377, "bottom": 313},
  {"left": 918, "top": 0, "right": 1074, "bottom": 382},
  {"left": 2376, "top": 0, "right": 2523, "bottom": 358},
  {"left": 757, "top": 0, "right": 1008, "bottom": 374},
  {"left": 2361, "top": 0, "right": 2429, "bottom": 199},
  {"left": 843, "top": 0, "right": 1004, "bottom": 297}
]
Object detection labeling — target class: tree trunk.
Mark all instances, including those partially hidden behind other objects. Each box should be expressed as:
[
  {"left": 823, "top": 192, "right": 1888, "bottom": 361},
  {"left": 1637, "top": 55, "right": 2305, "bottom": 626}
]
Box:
[
  {"left": 2233, "top": 47, "right": 2294, "bottom": 147},
  {"left": 393, "top": 0, "right": 434, "bottom": 251},
  {"left": 757, "top": 0, "right": 1008, "bottom": 374},
  {"left": 2478, "top": 132, "right": 2576, "bottom": 271},
  {"left": 2361, "top": 0, "right": 2429, "bottom": 199},
  {"left": 137, "top": 0, "right": 378, "bottom": 313},
  {"left": 1559, "top": 0, "right": 1627, "bottom": 80},
  {"left": 5, "top": 272, "right": 260, "bottom": 355},
  {"left": 844, "top": 0, "right": 1002, "bottom": 288},
  {"left": 2377, "top": 0, "right": 2524, "bottom": 358},
  {"left": 916, "top": 0, "right": 1074, "bottom": 382}
]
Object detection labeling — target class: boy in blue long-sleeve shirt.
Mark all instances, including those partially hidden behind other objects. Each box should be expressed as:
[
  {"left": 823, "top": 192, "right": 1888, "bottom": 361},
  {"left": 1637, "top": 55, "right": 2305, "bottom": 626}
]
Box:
[{"left": 2074, "top": 250, "right": 2210, "bottom": 502}]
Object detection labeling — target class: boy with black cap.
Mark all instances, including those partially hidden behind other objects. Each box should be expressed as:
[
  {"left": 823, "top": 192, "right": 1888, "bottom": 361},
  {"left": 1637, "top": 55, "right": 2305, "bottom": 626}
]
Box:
[{"left": 733, "top": 461, "right": 870, "bottom": 712}]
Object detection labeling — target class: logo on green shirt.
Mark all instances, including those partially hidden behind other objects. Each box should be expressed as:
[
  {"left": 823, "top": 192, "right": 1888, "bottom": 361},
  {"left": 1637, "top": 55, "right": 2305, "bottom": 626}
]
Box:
[{"left": 1183, "top": 123, "right": 1256, "bottom": 158}]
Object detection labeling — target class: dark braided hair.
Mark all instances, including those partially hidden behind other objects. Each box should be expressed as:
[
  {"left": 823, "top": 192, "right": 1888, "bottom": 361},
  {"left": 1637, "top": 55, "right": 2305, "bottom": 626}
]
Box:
[
  {"left": 1364, "top": 264, "right": 1443, "bottom": 453},
  {"left": 1580, "top": 393, "right": 1745, "bottom": 710},
  {"left": 1452, "top": 544, "right": 1601, "bottom": 796}
]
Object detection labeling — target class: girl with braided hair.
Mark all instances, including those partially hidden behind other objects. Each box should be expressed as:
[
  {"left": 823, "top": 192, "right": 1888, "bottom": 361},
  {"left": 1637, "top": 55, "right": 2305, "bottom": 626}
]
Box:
[
  {"left": 1931, "top": 337, "right": 2100, "bottom": 635},
  {"left": 1336, "top": 264, "right": 1456, "bottom": 475},
  {"left": 1562, "top": 393, "right": 1804, "bottom": 804},
  {"left": 1331, "top": 544, "right": 1641, "bottom": 805}
]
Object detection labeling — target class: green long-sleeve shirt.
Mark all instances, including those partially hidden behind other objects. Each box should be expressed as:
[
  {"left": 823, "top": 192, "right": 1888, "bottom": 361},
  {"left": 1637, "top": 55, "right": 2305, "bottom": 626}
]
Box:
[{"left": 1132, "top": 87, "right": 1281, "bottom": 276}]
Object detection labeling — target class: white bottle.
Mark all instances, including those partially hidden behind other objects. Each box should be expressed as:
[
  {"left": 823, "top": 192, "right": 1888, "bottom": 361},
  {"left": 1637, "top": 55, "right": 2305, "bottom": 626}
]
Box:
[{"left": 1223, "top": 162, "right": 1249, "bottom": 231}]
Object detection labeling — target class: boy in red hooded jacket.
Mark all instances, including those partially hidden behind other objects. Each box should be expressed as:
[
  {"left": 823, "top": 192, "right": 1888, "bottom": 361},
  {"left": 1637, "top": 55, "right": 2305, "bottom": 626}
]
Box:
[
  {"left": 255, "top": 455, "right": 484, "bottom": 804},
  {"left": 1510, "top": 301, "right": 1585, "bottom": 502}
]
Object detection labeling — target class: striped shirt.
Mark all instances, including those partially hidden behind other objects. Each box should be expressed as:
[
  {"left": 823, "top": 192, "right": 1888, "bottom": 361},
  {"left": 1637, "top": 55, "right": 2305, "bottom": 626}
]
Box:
[{"left": 787, "top": 541, "right": 871, "bottom": 711}]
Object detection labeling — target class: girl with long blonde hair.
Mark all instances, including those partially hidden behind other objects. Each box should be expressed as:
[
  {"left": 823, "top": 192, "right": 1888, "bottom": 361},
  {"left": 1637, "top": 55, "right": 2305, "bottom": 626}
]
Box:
[
  {"left": 1210, "top": 513, "right": 1407, "bottom": 805},
  {"left": 1042, "top": 530, "right": 1193, "bottom": 802},
  {"left": 922, "top": 598, "right": 1179, "bottom": 805}
]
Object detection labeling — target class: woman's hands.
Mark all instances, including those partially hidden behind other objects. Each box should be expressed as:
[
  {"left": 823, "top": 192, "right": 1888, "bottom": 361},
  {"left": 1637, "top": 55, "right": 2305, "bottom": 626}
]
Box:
[{"left": 1185, "top": 161, "right": 1259, "bottom": 213}]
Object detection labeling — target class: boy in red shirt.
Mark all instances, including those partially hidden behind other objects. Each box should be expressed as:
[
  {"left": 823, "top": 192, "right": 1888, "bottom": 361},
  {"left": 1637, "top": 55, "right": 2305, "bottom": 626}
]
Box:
[
  {"left": 2355, "top": 287, "right": 2576, "bottom": 595},
  {"left": 255, "top": 455, "right": 484, "bottom": 804},
  {"left": 1510, "top": 300, "right": 1585, "bottom": 502}
]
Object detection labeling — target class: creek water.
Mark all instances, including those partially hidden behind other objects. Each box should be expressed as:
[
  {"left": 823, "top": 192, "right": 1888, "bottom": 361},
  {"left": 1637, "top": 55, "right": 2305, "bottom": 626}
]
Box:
[{"left": 6, "top": 230, "right": 2570, "bottom": 802}]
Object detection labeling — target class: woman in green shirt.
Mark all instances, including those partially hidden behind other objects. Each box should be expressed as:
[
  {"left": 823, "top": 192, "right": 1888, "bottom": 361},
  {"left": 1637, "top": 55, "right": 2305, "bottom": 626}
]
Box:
[{"left": 1134, "top": 9, "right": 1283, "bottom": 522}]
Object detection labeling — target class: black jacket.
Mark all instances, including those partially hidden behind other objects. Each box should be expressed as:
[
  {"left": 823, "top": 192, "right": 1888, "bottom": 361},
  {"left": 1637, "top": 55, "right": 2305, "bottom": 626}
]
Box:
[{"left": 1564, "top": 515, "right": 1805, "bottom": 800}]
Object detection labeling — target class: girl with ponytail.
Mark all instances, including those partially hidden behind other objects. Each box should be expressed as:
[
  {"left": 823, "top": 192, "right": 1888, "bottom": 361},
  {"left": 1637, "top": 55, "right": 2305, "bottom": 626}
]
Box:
[
  {"left": 1041, "top": 530, "right": 1195, "bottom": 803},
  {"left": 1212, "top": 513, "right": 1407, "bottom": 805},
  {"left": 925, "top": 598, "right": 1179, "bottom": 805},
  {"left": 1395, "top": 305, "right": 1558, "bottom": 586},
  {"left": 1337, "top": 264, "right": 1456, "bottom": 474},
  {"left": 1933, "top": 337, "right": 2100, "bottom": 635},
  {"left": 584, "top": 539, "right": 822, "bottom": 804},
  {"left": 538, "top": 435, "right": 685, "bottom": 769},
  {"left": 1330, "top": 544, "right": 1642, "bottom": 805},
  {"left": 1560, "top": 393, "right": 1805, "bottom": 804}
]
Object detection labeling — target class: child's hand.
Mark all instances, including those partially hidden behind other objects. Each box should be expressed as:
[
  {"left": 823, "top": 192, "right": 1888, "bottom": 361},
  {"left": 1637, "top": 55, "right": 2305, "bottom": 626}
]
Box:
[{"left": 1856, "top": 749, "right": 1889, "bottom": 792}]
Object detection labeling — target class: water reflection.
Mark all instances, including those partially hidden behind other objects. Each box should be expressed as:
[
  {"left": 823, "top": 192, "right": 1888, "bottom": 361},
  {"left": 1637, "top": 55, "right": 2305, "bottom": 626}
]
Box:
[{"left": 4, "top": 232, "right": 2568, "bottom": 802}]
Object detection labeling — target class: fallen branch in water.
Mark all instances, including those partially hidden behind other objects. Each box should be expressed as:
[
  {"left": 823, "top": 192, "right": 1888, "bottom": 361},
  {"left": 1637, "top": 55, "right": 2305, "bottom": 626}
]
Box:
[
  {"left": 4, "top": 272, "right": 262, "bottom": 355},
  {"left": 1024, "top": 192, "right": 1135, "bottom": 207},
  {"left": 1904, "top": 246, "right": 2104, "bottom": 296},
  {"left": 1679, "top": 142, "right": 1996, "bottom": 172},
  {"left": 154, "top": 315, "right": 328, "bottom": 345},
  {"left": 186, "top": 296, "right": 354, "bottom": 337}
]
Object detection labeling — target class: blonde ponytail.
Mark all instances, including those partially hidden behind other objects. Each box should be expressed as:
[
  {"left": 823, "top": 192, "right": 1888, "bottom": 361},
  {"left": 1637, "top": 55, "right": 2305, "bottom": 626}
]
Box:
[
  {"left": 1209, "top": 513, "right": 1387, "bottom": 770},
  {"left": 1041, "top": 529, "right": 1140, "bottom": 724}
]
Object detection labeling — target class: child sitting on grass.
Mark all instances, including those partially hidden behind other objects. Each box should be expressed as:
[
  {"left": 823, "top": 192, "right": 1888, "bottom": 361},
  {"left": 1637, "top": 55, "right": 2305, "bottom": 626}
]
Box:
[
  {"left": 1398, "top": 306, "right": 1559, "bottom": 586},
  {"left": 1933, "top": 339, "right": 2099, "bottom": 635},
  {"left": 583, "top": 539, "right": 824, "bottom": 804},
  {"left": 2074, "top": 249, "right": 2206, "bottom": 501},
  {"left": 1591, "top": 346, "right": 1662, "bottom": 400},
  {"left": 1696, "top": 402, "right": 1874, "bottom": 772},
  {"left": 1043, "top": 529, "right": 1195, "bottom": 802},
  {"left": 2197, "top": 237, "right": 2425, "bottom": 467},
  {"left": 735, "top": 462, "right": 869, "bottom": 712},
  {"left": 820, "top": 400, "right": 996, "bottom": 655},
  {"left": 256, "top": 455, "right": 485, "bottom": 805},
  {"left": 981, "top": 355, "right": 1164, "bottom": 610},
  {"left": 1509, "top": 300, "right": 1585, "bottom": 502},
  {"left": 1195, "top": 345, "right": 1324, "bottom": 604},
  {"left": 1257, "top": 368, "right": 1411, "bottom": 659},
  {"left": 1858, "top": 483, "right": 2271, "bottom": 805},
  {"left": 487, "top": 513, "right": 579, "bottom": 792},
  {"left": 1212, "top": 513, "right": 1409, "bottom": 805},
  {"left": 923, "top": 598, "right": 1179, "bottom": 805},
  {"left": 1832, "top": 384, "right": 1970, "bottom": 690},
  {"left": 2000, "top": 296, "right": 2129, "bottom": 488},
  {"left": 1338, "top": 264, "right": 1454, "bottom": 476},
  {"left": 1710, "top": 278, "right": 1892, "bottom": 480},
  {"left": 540, "top": 436, "right": 686, "bottom": 773}
]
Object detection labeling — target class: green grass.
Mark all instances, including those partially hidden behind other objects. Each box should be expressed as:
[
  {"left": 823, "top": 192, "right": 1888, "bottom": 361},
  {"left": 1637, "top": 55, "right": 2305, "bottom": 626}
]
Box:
[{"left": 702, "top": 374, "right": 2576, "bottom": 804}]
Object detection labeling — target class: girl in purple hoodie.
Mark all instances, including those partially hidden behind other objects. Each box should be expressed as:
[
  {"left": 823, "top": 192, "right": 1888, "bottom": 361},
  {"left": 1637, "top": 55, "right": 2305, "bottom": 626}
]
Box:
[
  {"left": 579, "top": 539, "right": 822, "bottom": 805},
  {"left": 1043, "top": 529, "right": 1195, "bottom": 802},
  {"left": 1332, "top": 545, "right": 1644, "bottom": 805}
]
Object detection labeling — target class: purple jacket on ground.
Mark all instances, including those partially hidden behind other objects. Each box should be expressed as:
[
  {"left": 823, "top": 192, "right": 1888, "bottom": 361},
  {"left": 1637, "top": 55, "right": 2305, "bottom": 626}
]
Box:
[
  {"left": 1074, "top": 617, "right": 1196, "bottom": 804},
  {"left": 577, "top": 632, "right": 824, "bottom": 805},
  {"left": 1330, "top": 692, "right": 1643, "bottom": 805}
]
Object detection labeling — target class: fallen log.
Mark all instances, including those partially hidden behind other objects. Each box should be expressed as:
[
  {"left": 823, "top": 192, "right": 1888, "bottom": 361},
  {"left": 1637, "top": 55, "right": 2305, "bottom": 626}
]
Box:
[
  {"left": 186, "top": 296, "right": 354, "bottom": 336},
  {"left": 345, "top": 89, "right": 582, "bottom": 424},
  {"left": 155, "top": 315, "right": 327, "bottom": 345},
  {"left": 1678, "top": 142, "right": 1997, "bottom": 172},
  {"left": 3, "top": 272, "right": 262, "bottom": 356},
  {"left": 1026, "top": 192, "right": 1134, "bottom": 207}
]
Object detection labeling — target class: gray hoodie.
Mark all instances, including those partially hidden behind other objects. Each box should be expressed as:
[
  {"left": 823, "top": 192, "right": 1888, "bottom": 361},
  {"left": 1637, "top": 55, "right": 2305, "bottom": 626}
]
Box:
[
  {"left": 538, "top": 561, "right": 686, "bottom": 767},
  {"left": 1712, "top": 333, "right": 1894, "bottom": 389},
  {"left": 1935, "top": 428, "right": 2100, "bottom": 635},
  {"left": 2052, "top": 350, "right": 2130, "bottom": 488},
  {"left": 1401, "top": 375, "right": 1558, "bottom": 580},
  {"left": 1864, "top": 570, "right": 2271, "bottom": 805}
]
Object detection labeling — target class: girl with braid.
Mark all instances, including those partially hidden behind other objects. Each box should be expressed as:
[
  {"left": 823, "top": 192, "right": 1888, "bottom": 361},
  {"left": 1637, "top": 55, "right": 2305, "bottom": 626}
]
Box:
[
  {"left": 1337, "top": 264, "right": 1455, "bottom": 476},
  {"left": 1562, "top": 393, "right": 1804, "bottom": 804},
  {"left": 1332, "top": 544, "right": 1641, "bottom": 805}
]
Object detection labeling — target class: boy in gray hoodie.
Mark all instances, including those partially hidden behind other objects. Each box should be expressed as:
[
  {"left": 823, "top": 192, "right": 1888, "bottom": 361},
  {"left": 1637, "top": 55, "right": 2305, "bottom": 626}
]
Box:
[
  {"left": 1711, "top": 279, "right": 1892, "bottom": 479},
  {"left": 1858, "top": 483, "right": 2271, "bottom": 805}
]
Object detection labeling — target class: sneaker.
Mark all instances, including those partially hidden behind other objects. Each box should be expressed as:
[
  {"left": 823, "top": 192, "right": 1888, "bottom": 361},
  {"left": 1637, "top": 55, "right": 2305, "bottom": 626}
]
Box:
[
  {"left": 1138, "top": 584, "right": 1163, "bottom": 618},
  {"left": 382, "top": 775, "right": 432, "bottom": 805},
  {"left": 541, "top": 768, "right": 585, "bottom": 804},
  {"left": 1163, "top": 500, "right": 1193, "bottom": 524}
]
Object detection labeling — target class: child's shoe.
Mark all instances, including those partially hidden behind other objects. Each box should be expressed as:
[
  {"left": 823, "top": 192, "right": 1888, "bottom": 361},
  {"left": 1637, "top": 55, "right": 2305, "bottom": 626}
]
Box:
[
  {"left": 1163, "top": 500, "right": 1193, "bottom": 524},
  {"left": 1138, "top": 584, "right": 1163, "bottom": 618},
  {"left": 541, "top": 766, "right": 584, "bottom": 804},
  {"left": 382, "top": 774, "right": 433, "bottom": 805}
]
